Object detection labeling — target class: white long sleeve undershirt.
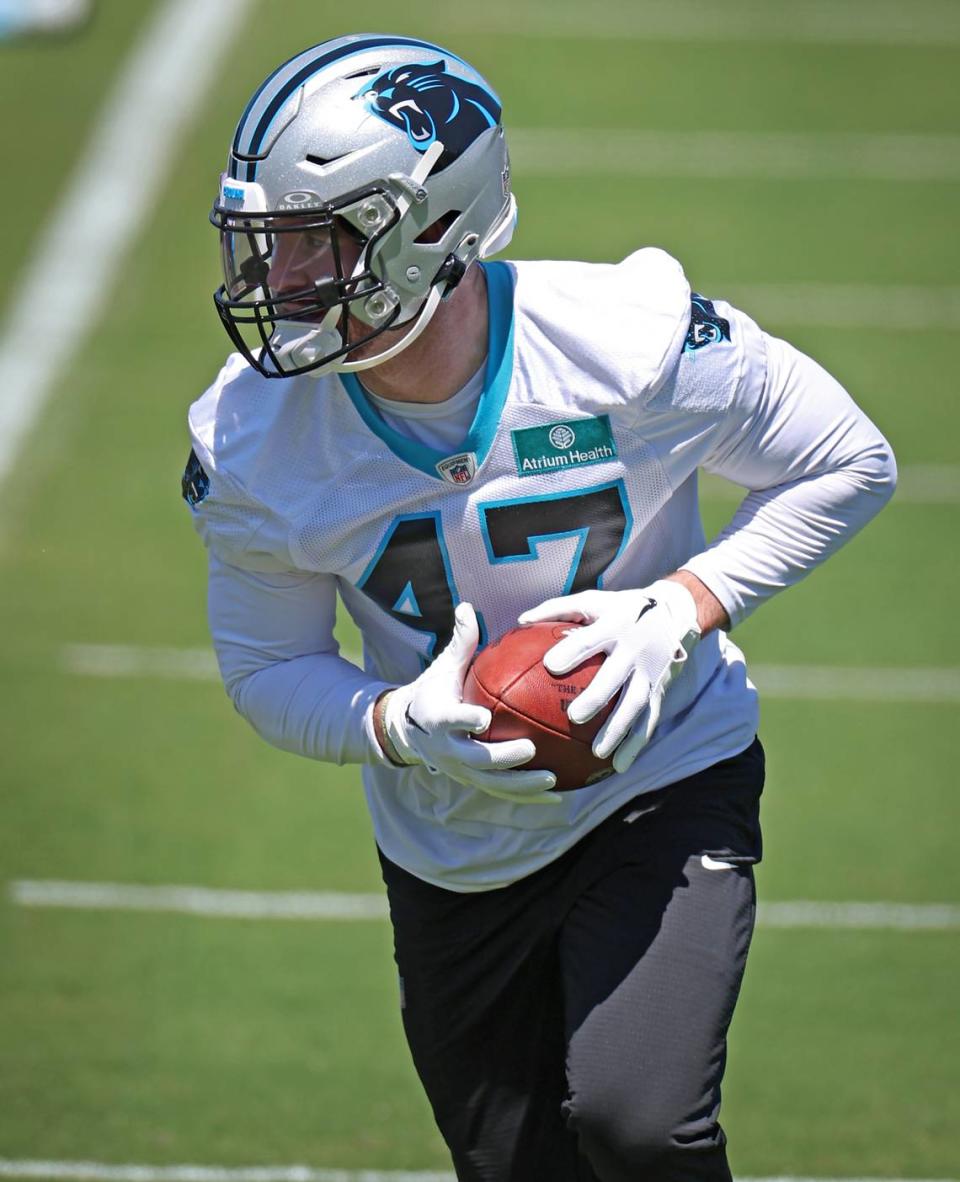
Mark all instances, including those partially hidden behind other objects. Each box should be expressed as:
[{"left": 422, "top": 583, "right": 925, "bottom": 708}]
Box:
[
  {"left": 208, "top": 558, "right": 389, "bottom": 764},
  {"left": 681, "top": 332, "right": 896, "bottom": 627}
]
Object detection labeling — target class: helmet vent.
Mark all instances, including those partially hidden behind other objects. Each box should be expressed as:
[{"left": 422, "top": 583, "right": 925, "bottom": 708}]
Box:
[
  {"left": 414, "top": 211, "right": 462, "bottom": 245},
  {"left": 306, "top": 152, "right": 347, "bottom": 168},
  {"left": 343, "top": 66, "right": 381, "bottom": 79}
]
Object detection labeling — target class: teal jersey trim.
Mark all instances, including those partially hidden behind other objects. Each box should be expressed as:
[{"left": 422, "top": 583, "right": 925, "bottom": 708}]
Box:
[{"left": 340, "top": 260, "right": 515, "bottom": 480}]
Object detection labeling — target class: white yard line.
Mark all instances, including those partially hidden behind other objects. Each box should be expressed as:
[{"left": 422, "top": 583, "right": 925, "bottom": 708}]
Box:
[
  {"left": 448, "top": 0, "right": 960, "bottom": 47},
  {"left": 0, "top": 1166, "right": 956, "bottom": 1182},
  {"left": 0, "top": 0, "right": 253, "bottom": 490},
  {"left": 717, "top": 284, "right": 960, "bottom": 332},
  {"left": 701, "top": 464, "right": 960, "bottom": 505},
  {"left": 9, "top": 881, "right": 389, "bottom": 921},
  {"left": 62, "top": 644, "right": 221, "bottom": 681},
  {"left": 757, "top": 902, "right": 960, "bottom": 930},
  {"left": 749, "top": 665, "right": 960, "bottom": 704},
  {"left": 0, "top": 1166, "right": 453, "bottom": 1182},
  {"left": 10, "top": 882, "right": 960, "bottom": 930},
  {"left": 882, "top": 465, "right": 960, "bottom": 504},
  {"left": 508, "top": 129, "right": 960, "bottom": 181},
  {"left": 59, "top": 645, "right": 960, "bottom": 704}
]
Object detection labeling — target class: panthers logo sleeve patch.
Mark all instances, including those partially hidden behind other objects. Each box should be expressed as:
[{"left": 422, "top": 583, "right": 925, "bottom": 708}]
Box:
[
  {"left": 684, "top": 294, "right": 731, "bottom": 352},
  {"left": 181, "top": 448, "right": 210, "bottom": 507}
]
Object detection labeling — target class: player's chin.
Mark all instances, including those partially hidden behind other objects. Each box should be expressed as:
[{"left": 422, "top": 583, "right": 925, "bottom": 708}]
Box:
[{"left": 343, "top": 312, "right": 415, "bottom": 362}]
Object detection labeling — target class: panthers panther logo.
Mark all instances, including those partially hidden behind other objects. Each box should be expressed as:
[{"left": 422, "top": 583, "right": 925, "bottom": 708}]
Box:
[
  {"left": 356, "top": 60, "right": 501, "bottom": 171},
  {"left": 684, "top": 294, "right": 732, "bottom": 352}
]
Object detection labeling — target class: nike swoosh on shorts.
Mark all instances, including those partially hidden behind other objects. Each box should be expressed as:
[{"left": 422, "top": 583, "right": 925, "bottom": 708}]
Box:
[{"left": 701, "top": 854, "right": 737, "bottom": 870}]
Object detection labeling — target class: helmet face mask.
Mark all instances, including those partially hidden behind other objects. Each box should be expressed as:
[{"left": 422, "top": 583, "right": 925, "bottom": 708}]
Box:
[
  {"left": 212, "top": 35, "right": 516, "bottom": 378},
  {"left": 212, "top": 183, "right": 405, "bottom": 377}
]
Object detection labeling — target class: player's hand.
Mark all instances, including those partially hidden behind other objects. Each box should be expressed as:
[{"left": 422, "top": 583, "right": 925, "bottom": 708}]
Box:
[
  {"left": 518, "top": 581, "right": 701, "bottom": 774},
  {"left": 378, "top": 603, "right": 559, "bottom": 805}
]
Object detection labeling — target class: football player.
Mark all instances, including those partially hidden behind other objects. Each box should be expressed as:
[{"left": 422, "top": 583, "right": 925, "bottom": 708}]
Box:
[{"left": 184, "top": 35, "right": 896, "bottom": 1182}]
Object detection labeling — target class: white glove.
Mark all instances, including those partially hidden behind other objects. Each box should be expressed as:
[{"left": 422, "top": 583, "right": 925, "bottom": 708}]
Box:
[
  {"left": 377, "top": 602, "right": 559, "bottom": 805},
  {"left": 518, "top": 580, "right": 701, "bottom": 774}
]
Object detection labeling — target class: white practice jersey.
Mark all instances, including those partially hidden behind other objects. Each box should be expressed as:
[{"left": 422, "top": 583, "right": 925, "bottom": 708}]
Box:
[{"left": 185, "top": 249, "right": 895, "bottom": 890}]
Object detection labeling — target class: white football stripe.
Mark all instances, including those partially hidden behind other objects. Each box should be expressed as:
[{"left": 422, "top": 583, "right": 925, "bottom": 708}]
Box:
[
  {"left": 883, "top": 465, "right": 960, "bottom": 504},
  {"left": 10, "top": 882, "right": 960, "bottom": 930},
  {"left": 0, "top": 0, "right": 253, "bottom": 491},
  {"left": 59, "top": 645, "right": 960, "bottom": 704},
  {"left": 750, "top": 665, "right": 960, "bottom": 703},
  {"left": 0, "top": 1166, "right": 452, "bottom": 1182},
  {"left": 445, "top": 0, "right": 960, "bottom": 47},
  {"left": 700, "top": 464, "right": 960, "bottom": 505},
  {"left": 62, "top": 644, "right": 220, "bottom": 681},
  {"left": 509, "top": 129, "right": 960, "bottom": 181},
  {"left": 9, "top": 881, "right": 389, "bottom": 921},
  {"left": 3, "top": 1165, "right": 952, "bottom": 1182},
  {"left": 758, "top": 902, "right": 960, "bottom": 930},
  {"left": 717, "top": 284, "right": 960, "bottom": 332}
]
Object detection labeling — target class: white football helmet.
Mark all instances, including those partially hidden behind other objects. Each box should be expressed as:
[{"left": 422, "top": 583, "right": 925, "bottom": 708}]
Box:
[{"left": 211, "top": 34, "right": 517, "bottom": 378}]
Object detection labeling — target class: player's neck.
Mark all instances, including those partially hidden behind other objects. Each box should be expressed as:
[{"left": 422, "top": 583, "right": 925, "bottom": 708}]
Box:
[{"left": 355, "top": 264, "right": 488, "bottom": 405}]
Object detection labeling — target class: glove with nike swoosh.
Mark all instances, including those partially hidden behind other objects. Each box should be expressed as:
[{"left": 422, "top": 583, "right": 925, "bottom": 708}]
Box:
[
  {"left": 375, "top": 602, "right": 559, "bottom": 805},
  {"left": 518, "top": 580, "right": 701, "bottom": 774}
]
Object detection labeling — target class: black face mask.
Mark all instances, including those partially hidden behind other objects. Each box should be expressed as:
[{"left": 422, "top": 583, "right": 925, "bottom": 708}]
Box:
[{"left": 210, "top": 187, "right": 401, "bottom": 378}]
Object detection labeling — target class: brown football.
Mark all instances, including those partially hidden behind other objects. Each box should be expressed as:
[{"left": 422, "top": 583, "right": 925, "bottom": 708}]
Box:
[{"left": 462, "top": 621, "right": 616, "bottom": 792}]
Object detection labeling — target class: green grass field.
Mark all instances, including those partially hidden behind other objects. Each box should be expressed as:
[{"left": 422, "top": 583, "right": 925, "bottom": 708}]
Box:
[{"left": 1, "top": 1, "right": 957, "bottom": 1177}]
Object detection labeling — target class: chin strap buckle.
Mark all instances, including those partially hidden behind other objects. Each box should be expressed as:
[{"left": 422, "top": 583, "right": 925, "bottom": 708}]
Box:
[{"left": 434, "top": 252, "right": 468, "bottom": 298}]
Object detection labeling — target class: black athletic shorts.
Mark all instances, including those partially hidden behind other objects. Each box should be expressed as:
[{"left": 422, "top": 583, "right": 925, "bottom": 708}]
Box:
[{"left": 379, "top": 737, "right": 765, "bottom": 1182}]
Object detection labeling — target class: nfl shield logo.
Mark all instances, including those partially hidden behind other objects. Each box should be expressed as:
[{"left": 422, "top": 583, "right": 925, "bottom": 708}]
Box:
[{"left": 437, "top": 452, "right": 478, "bottom": 485}]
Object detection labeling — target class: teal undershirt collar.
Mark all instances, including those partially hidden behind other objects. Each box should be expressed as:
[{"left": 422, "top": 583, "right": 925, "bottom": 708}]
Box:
[{"left": 340, "top": 260, "right": 515, "bottom": 480}]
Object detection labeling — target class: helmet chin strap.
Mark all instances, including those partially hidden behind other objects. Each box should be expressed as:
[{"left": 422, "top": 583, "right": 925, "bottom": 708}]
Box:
[
  {"left": 267, "top": 141, "right": 446, "bottom": 376},
  {"left": 332, "top": 190, "right": 520, "bottom": 375},
  {"left": 332, "top": 284, "right": 444, "bottom": 373}
]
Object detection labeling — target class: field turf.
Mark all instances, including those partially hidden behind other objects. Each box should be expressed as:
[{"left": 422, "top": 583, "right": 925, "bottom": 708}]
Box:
[{"left": 0, "top": 2, "right": 957, "bottom": 1176}]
